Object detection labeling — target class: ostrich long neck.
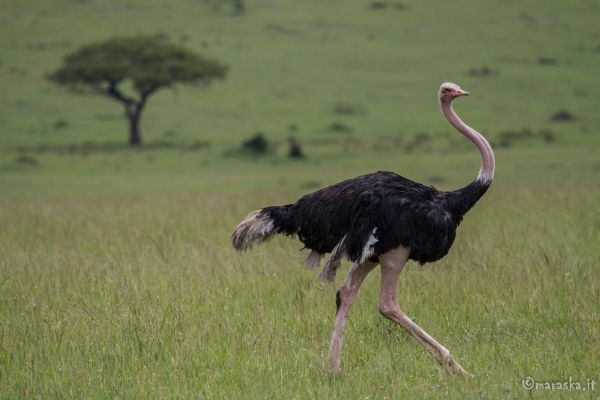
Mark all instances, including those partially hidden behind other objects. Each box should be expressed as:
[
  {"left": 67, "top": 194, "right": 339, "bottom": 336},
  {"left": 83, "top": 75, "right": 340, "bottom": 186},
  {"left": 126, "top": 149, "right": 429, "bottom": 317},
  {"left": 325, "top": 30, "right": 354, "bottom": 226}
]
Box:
[
  {"left": 441, "top": 101, "right": 495, "bottom": 182},
  {"left": 440, "top": 100, "right": 495, "bottom": 217}
]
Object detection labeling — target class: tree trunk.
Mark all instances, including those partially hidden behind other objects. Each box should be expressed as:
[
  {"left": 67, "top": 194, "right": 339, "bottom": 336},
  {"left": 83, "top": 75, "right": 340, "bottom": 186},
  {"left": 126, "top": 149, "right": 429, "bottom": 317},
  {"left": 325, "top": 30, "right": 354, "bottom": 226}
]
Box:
[{"left": 127, "top": 108, "right": 143, "bottom": 146}]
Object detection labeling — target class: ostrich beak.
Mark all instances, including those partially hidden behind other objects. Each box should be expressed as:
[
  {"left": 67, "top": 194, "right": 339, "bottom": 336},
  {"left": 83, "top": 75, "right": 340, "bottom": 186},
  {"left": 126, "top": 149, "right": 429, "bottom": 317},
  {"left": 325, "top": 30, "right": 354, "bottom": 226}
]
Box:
[{"left": 453, "top": 89, "right": 469, "bottom": 97}]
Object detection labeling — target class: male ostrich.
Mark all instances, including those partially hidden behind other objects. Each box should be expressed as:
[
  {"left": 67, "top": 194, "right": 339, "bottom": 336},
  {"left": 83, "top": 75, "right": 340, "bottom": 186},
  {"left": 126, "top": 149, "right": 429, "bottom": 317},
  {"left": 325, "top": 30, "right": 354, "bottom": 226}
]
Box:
[{"left": 231, "top": 82, "right": 494, "bottom": 377}]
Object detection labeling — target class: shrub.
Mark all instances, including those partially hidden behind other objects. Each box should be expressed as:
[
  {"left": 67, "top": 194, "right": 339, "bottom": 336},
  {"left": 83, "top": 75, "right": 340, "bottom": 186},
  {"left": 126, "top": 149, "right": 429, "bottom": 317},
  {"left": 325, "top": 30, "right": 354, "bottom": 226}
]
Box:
[
  {"left": 468, "top": 66, "right": 498, "bottom": 77},
  {"left": 369, "top": 1, "right": 406, "bottom": 10},
  {"left": 14, "top": 154, "right": 39, "bottom": 166},
  {"left": 537, "top": 56, "right": 557, "bottom": 65},
  {"left": 550, "top": 110, "right": 575, "bottom": 122},
  {"left": 333, "top": 101, "right": 365, "bottom": 116},
  {"left": 288, "top": 137, "right": 305, "bottom": 159},
  {"left": 329, "top": 122, "right": 353, "bottom": 133},
  {"left": 53, "top": 119, "right": 69, "bottom": 130},
  {"left": 242, "top": 133, "right": 269, "bottom": 154}
]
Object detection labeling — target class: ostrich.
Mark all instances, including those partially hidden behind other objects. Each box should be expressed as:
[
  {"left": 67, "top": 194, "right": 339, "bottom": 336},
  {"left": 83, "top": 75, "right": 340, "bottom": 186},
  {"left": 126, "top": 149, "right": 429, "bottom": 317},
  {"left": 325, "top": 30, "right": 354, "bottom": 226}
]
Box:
[{"left": 231, "top": 82, "right": 494, "bottom": 377}]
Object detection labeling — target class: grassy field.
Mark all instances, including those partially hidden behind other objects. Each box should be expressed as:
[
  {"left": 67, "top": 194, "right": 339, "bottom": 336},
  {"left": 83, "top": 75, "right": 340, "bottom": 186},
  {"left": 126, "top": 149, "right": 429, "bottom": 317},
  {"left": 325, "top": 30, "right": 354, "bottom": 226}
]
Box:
[
  {"left": 1, "top": 0, "right": 600, "bottom": 398},
  {"left": 1, "top": 185, "right": 599, "bottom": 398}
]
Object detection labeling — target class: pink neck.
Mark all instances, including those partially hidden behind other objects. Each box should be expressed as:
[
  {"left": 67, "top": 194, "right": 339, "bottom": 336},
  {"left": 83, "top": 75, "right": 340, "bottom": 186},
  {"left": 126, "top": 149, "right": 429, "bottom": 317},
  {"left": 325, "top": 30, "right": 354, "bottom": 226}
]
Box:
[{"left": 441, "top": 101, "right": 495, "bottom": 182}]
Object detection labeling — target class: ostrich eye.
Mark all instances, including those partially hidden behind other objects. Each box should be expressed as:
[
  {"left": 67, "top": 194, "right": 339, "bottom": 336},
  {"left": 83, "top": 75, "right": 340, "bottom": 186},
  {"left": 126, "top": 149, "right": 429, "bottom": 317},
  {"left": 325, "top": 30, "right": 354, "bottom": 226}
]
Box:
[{"left": 442, "top": 88, "right": 451, "bottom": 93}]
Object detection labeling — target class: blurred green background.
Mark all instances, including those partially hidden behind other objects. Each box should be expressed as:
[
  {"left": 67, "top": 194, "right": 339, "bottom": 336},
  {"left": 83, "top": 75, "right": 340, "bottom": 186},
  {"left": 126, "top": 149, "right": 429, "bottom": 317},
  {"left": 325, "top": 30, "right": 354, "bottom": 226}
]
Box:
[{"left": 2, "top": 0, "right": 599, "bottom": 196}]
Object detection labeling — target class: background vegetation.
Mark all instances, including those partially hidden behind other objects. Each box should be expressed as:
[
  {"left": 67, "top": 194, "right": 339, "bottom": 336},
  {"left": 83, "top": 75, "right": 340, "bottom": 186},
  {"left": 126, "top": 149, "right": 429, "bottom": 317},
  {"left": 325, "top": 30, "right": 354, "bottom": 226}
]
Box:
[{"left": 1, "top": 0, "right": 599, "bottom": 398}]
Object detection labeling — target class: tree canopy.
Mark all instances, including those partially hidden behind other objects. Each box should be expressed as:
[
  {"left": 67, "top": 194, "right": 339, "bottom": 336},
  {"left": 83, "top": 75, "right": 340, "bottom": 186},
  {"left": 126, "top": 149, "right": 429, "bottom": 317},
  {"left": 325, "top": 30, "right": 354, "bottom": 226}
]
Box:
[{"left": 49, "top": 36, "right": 227, "bottom": 145}]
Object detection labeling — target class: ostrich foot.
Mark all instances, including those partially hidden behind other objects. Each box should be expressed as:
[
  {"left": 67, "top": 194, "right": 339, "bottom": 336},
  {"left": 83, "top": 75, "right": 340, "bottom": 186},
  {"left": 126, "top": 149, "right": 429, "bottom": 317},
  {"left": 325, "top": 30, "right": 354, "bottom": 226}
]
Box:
[
  {"left": 327, "top": 354, "right": 342, "bottom": 374},
  {"left": 442, "top": 354, "right": 474, "bottom": 379}
]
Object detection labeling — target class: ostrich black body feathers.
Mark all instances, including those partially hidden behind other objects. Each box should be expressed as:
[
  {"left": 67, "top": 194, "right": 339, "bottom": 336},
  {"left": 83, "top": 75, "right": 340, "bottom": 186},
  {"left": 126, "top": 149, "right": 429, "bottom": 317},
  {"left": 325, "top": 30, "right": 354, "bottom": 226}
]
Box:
[{"left": 260, "top": 171, "right": 490, "bottom": 266}]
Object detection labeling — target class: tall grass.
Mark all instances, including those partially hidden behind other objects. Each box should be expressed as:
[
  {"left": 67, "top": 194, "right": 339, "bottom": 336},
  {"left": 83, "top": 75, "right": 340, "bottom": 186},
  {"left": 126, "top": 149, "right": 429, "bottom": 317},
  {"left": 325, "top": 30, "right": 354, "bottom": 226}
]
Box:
[{"left": 1, "top": 185, "right": 598, "bottom": 398}]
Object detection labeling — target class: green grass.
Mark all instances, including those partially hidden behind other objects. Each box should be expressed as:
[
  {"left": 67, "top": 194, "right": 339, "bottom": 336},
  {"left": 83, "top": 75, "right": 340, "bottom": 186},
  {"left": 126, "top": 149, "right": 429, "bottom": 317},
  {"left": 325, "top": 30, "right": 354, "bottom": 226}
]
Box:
[
  {"left": 2, "top": 0, "right": 600, "bottom": 148},
  {"left": 1, "top": 0, "right": 600, "bottom": 398},
  {"left": 1, "top": 186, "right": 599, "bottom": 398}
]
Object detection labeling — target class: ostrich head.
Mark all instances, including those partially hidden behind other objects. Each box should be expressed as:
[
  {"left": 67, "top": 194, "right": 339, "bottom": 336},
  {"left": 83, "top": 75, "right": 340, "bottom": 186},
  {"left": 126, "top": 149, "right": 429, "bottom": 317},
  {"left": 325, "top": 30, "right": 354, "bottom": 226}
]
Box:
[{"left": 438, "top": 82, "right": 469, "bottom": 103}]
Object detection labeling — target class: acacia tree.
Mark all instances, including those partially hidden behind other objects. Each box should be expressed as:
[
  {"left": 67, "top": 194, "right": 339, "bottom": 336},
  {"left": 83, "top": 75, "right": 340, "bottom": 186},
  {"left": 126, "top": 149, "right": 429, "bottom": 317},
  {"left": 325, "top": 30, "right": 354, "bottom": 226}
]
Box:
[{"left": 49, "top": 36, "right": 227, "bottom": 146}]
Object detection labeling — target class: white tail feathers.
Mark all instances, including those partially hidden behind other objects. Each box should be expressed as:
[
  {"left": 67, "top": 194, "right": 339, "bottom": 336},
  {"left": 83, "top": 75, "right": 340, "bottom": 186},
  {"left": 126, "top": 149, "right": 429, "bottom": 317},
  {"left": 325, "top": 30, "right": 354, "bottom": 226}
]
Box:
[
  {"left": 232, "top": 210, "right": 348, "bottom": 285},
  {"left": 231, "top": 210, "right": 276, "bottom": 251},
  {"left": 304, "top": 250, "right": 322, "bottom": 270}
]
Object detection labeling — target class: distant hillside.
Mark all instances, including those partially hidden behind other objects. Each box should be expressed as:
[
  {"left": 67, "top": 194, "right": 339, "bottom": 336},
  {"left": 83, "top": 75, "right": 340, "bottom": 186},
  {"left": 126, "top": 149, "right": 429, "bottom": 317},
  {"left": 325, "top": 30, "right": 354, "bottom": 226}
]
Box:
[{"left": 1, "top": 0, "right": 599, "bottom": 149}]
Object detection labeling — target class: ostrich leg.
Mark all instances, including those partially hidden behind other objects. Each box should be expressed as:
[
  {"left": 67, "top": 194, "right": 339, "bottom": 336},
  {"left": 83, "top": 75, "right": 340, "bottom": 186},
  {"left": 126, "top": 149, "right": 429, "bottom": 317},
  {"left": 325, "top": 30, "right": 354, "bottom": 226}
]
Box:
[
  {"left": 327, "top": 260, "right": 377, "bottom": 373},
  {"left": 378, "top": 247, "right": 472, "bottom": 378}
]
